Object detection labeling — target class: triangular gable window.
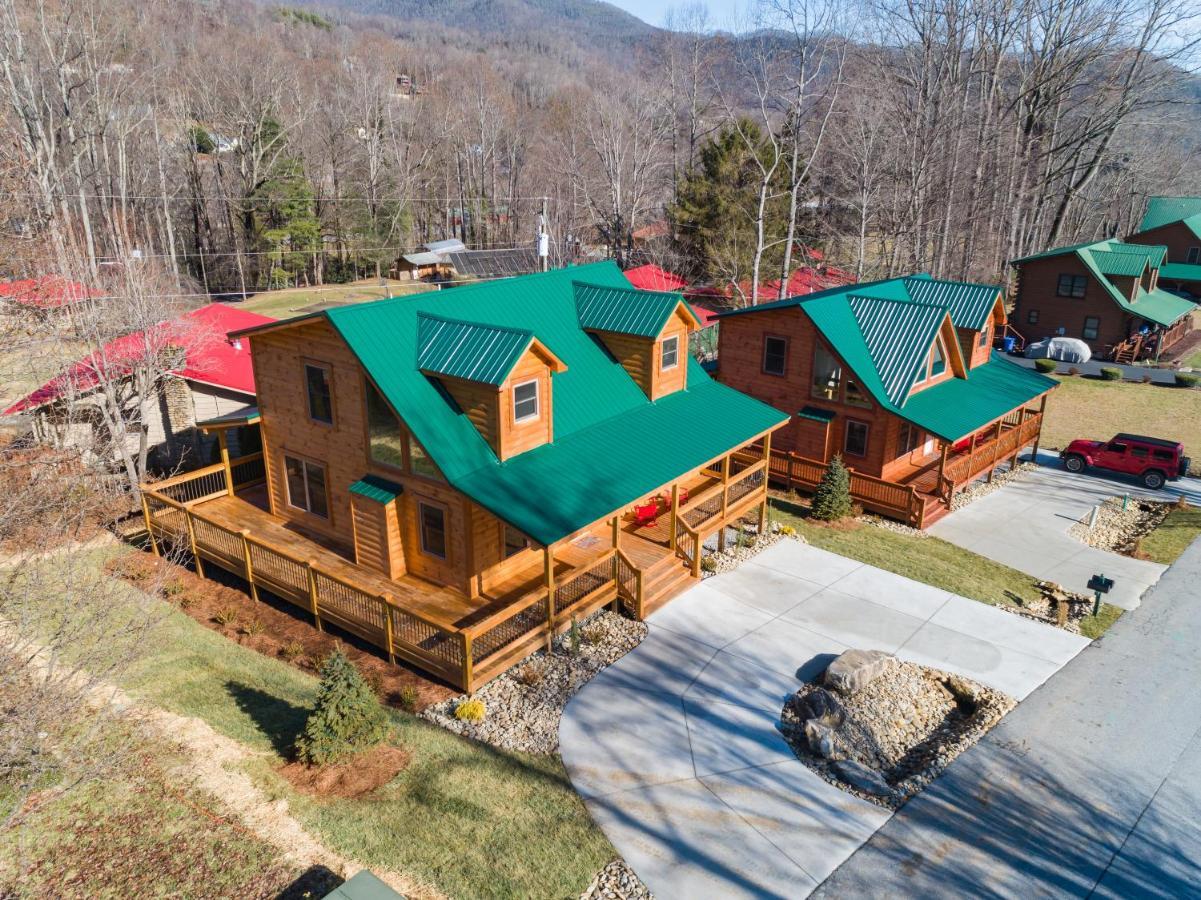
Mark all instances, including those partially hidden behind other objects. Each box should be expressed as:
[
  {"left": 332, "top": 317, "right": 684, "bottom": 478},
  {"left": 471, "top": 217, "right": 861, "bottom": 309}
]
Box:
[{"left": 930, "top": 337, "right": 946, "bottom": 378}]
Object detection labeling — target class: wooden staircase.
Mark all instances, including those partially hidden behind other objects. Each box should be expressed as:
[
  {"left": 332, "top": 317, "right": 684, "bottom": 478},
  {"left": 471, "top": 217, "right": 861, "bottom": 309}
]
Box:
[{"left": 639, "top": 552, "right": 699, "bottom": 617}]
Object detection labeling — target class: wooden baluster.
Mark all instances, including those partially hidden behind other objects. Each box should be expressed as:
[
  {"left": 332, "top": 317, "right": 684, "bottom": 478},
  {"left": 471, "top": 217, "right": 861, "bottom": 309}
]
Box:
[
  {"left": 307, "top": 560, "right": 322, "bottom": 631},
  {"left": 380, "top": 593, "right": 396, "bottom": 664},
  {"left": 185, "top": 509, "right": 204, "bottom": 578},
  {"left": 241, "top": 529, "right": 258, "bottom": 602},
  {"left": 669, "top": 483, "right": 679, "bottom": 552},
  {"left": 141, "top": 493, "right": 160, "bottom": 557}
]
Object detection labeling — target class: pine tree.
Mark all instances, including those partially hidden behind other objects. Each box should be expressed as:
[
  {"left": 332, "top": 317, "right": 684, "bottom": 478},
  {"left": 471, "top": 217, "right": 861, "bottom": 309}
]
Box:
[
  {"left": 811, "top": 455, "right": 853, "bottom": 521},
  {"left": 294, "top": 648, "right": 389, "bottom": 766}
]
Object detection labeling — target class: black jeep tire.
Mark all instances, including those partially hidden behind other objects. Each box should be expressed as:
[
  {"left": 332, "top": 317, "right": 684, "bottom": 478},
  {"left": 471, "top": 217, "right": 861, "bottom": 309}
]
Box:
[
  {"left": 1141, "top": 469, "right": 1166, "bottom": 490},
  {"left": 1064, "top": 454, "right": 1086, "bottom": 474}
]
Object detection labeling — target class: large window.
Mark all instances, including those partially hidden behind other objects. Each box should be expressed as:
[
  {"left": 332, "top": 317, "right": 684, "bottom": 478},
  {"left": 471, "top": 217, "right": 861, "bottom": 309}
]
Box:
[
  {"left": 1082, "top": 316, "right": 1101, "bottom": 340},
  {"left": 419, "top": 502, "right": 447, "bottom": 559},
  {"left": 513, "top": 379, "right": 539, "bottom": 423},
  {"left": 978, "top": 325, "right": 992, "bottom": 348},
  {"left": 930, "top": 338, "right": 946, "bottom": 378},
  {"left": 660, "top": 335, "right": 679, "bottom": 370},
  {"left": 844, "top": 376, "right": 871, "bottom": 409},
  {"left": 284, "top": 455, "right": 328, "bottom": 518},
  {"left": 305, "top": 363, "right": 333, "bottom": 424},
  {"left": 811, "top": 344, "right": 842, "bottom": 400},
  {"left": 408, "top": 436, "right": 442, "bottom": 481},
  {"left": 898, "top": 422, "right": 924, "bottom": 455},
  {"left": 1188, "top": 247, "right": 1200, "bottom": 264},
  {"left": 844, "top": 420, "right": 869, "bottom": 457},
  {"left": 1056, "top": 274, "right": 1087, "bottom": 298},
  {"left": 365, "top": 380, "right": 403, "bottom": 469},
  {"left": 503, "top": 525, "right": 528, "bottom": 558},
  {"left": 762, "top": 335, "right": 788, "bottom": 376}
]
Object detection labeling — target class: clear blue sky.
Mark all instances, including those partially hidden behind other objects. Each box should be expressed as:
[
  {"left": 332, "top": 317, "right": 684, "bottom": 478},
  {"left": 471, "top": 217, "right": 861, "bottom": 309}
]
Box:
[{"left": 606, "top": 0, "right": 744, "bottom": 30}]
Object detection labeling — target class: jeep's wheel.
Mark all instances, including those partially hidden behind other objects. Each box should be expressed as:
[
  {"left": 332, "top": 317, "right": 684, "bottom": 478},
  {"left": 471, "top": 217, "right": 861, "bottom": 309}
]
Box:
[
  {"left": 1064, "top": 454, "right": 1086, "bottom": 473},
  {"left": 1142, "top": 469, "right": 1166, "bottom": 490}
]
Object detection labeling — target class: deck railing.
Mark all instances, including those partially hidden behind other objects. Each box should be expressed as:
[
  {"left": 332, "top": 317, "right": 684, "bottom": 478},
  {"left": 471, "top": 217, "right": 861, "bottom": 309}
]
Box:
[
  {"left": 769, "top": 450, "right": 923, "bottom": 525},
  {"left": 942, "top": 412, "right": 1043, "bottom": 488}
]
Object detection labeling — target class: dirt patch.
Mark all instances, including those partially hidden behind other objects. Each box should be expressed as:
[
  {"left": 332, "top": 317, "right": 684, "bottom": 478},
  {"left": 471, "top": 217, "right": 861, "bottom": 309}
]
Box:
[
  {"left": 106, "top": 550, "right": 455, "bottom": 711},
  {"left": 279, "top": 744, "right": 410, "bottom": 799}
]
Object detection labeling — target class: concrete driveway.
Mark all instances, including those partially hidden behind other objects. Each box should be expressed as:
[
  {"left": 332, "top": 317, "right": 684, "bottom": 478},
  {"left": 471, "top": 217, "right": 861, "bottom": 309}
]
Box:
[
  {"left": 929, "top": 450, "right": 1199, "bottom": 609},
  {"left": 559, "top": 540, "right": 1090, "bottom": 899}
]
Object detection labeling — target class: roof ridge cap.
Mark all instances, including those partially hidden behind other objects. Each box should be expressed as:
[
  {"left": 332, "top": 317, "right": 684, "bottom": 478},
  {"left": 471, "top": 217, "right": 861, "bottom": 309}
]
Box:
[
  {"left": 416, "top": 310, "right": 534, "bottom": 337},
  {"left": 572, "top": 278, "right": 682, "bottom": 299}
]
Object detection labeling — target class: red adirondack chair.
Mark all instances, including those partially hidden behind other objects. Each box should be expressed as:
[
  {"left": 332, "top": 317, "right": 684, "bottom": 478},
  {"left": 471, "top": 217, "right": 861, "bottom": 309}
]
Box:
[{"left": 633, "top": 500, "right": 660, "bottom": 528}]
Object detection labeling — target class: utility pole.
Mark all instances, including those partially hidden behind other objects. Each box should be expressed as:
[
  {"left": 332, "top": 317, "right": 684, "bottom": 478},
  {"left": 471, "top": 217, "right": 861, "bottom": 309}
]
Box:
[{"left": 538, "top": 196, "right": 549, "bottom": 272}]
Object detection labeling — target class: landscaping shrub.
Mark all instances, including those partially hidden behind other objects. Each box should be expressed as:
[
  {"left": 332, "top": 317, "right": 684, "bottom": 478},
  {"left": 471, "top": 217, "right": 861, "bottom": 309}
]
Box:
[
  {"left": 454, "top": 697, "right": 486, "bottom": 722},
  {"left": 779, "top": 524, "right": 797, "bottom": 536},
  {"left": 568, "top": 614, "right": 582, "bottom": 657},
  {"left": 1099, "top": 366, "right": 1123, "bottom": 381},
  {"left": 700, "top": 555, "right": 718, "bottom": 572},
  {"left": 396, "top": 685, "right": 419, "bottom": 712},
  {"left": 294, "top": 648, "right": 390, "bottom": 765},
  {"left": 514, "top": 662, "right": 545, "bottom": 686},
  {"left": 1033, "top": 358, "right": 1058, "bottom": 373},
  {"left": 280, "top": 640, "right": 305, "bottom": 662},
  {"left": 1067, "top": 366, "right": 1080, "bottom": 376},
  {"left": 1175, "top": 372, "right": 1200, "bottom": 388},
  {"left": 811, "top": 455, "right": 853, "bottom": 521}
]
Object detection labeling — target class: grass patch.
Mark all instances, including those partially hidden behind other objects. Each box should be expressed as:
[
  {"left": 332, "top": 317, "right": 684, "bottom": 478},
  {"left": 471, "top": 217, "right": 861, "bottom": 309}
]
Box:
[
  {"left": 769, "top": 498, "right": 1124, "bottom": 637},
  {"left": 1041, "top": 375, "right": 1201, "bottom": 454},
  {"left": 236, "top": 279, "right": 434, "bottom": 319},
  {"left": 1138, "top": 504, "right": 1201, "bottom": 565},
  {"left": 33, "top": 555, "right": 613, "bottom": 899}
]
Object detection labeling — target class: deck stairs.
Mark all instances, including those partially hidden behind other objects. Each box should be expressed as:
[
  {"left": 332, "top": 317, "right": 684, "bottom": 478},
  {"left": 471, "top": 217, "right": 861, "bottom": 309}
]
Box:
[{"left": 640, "top": 552, "right": 699, "bottom": 617}]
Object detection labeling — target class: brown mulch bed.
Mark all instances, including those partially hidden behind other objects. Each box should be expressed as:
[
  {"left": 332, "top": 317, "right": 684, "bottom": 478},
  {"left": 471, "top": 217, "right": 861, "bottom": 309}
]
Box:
[
  {"left": 278, "top": 744, "right": 410, "bottom": 799},
  {"left": 105, "top": 550, "right": 455, "bottom": 712}
]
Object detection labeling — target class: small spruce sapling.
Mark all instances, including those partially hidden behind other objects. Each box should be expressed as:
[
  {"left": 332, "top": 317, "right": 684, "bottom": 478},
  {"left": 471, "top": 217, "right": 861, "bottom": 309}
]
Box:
[
  {"left": 294, "top": 647, "right": 389, "bottom": 765},
  {"left": 811, "top": 454, "right": 853, "bottom": 521}
]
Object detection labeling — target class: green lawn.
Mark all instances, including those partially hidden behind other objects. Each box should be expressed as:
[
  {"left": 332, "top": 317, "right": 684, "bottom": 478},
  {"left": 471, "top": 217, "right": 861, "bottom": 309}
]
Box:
[
  {"left": 1139, "top": 505, "right": 1201, "bottom": 565},
  {"left": 1040, "top": 375, "right": 1201, "bottom": 454},
  {"left": 1180, "top": 348, "right": 1201, "bottom": 370},
  {"left": 769, "top": 498, "right": 1122, "bottom": 637},
  {"left": 30, "top": 557, "right": 613, "bottom": 899},
  {"left": 237, "top": 279, "right": 435, "bottom": 319}
]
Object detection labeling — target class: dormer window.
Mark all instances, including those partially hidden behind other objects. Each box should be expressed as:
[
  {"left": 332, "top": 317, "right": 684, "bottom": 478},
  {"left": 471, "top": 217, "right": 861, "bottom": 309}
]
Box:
[
  {"left": 513, "top": 379, "right": 539, "bottom": 422},
  {"left": 930, "top": 338, "right": 946, "bottom": 378},
  {"left": 661, "top": 336, "right": 679, "bottom": 370}
]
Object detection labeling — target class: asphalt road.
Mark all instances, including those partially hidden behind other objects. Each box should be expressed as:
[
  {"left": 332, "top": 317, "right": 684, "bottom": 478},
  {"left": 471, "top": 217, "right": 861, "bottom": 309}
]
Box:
[{"left": 814, "top": 535, "right": 1201, "bottom": 899}]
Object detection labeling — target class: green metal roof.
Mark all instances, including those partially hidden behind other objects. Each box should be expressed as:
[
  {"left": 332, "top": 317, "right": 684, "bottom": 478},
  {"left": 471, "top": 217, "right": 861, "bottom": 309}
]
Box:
[
  {"left": 901, "top": 276, "right": 1001, "bottom": 330},
  {"left": 1091, "top": 248, "right": 1152, "bottom": 277},
  {"left": 1160, "top": 262, "right": 1201, "bottom": 283},
  {"left": 848, "top": 295, "right": 947, "bottom": 404},
  {"left": 349, "top": 474, "right": 404, "bottom": 503},
  {"left": 415, "top": 313, "right": 535, "bottom": 385},
  {"left": 574, "top": 281, "right": 700, "bottom": 338},
  {"left": 1139, "top": 196, "right": 1201, "bottom": 233},
  {"left": 324, "top": 262, "right": 786, "bottom": 546},
  {"left": 1126, "top": 287, "right": 1197, "bottom": 327},
  {"left": 797, "top": 405, "right": 836, "bottom": 422}
]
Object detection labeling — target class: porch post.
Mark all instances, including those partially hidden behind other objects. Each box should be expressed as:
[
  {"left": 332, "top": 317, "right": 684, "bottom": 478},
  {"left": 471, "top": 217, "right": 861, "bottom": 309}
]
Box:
[
  {"left": 669, "top": 483, "right": 679, "bottom": 552},
  {"left": 988, "top": 419, "right": 1003, "bottom": 482},
  {"left": 721, "top": 454, "right": 731, "bottom": 519},
  {"left": 610, "top": 515, "right": 620, "bottom": 551},
  {"left": 938, "top": 440, "right": 951, "bottom": 500},
  {"left": 217, "top": 430, "right": 233, "bottom": 496},
  {"left": 544, "top": 546, "right": 556, "bottom": 651},
  {"left": 1030, "top": 394, "right": 1048, "bottom": 462}
]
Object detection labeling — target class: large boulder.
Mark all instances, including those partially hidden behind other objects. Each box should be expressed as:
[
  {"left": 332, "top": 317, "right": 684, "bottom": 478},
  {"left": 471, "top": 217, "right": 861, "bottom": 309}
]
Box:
[
  {"left": 795, "top": 687, "right": 845, "bottom": 728},
  {"left": 824, "top": 649, "right": 892, "bottom": 695},
  {"left": 804, "top": 720, "right": 846, "bottom": 761},
  {"left": 833, "top": 759, "right": 895, "bottom": 798}
]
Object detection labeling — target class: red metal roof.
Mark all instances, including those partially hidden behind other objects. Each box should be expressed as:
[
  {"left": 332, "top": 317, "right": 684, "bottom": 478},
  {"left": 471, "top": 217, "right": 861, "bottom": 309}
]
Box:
[
  {"left": 623, "top": 264, "right": 690, "bottom": 293},
  {"left": 0, "top": 276, "right": 98, "bottom": 309},
  {"left": 6, "top": 303, "right": 275, "bottom": 415},
  {"left": 689, "top": 266, "right": 856, "bottom": 305}
]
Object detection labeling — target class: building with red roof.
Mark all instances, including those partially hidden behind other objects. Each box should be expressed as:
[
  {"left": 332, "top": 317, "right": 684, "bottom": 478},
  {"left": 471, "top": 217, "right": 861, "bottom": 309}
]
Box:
[
  {"left": 7, "top": 303, "right": 275, "bottom": 465},
  {"left": 623, "top": 264, "right": 690, "bottom": 293},
  {"left": 0, "top": 276, "right": 97, "bottom": 311}
]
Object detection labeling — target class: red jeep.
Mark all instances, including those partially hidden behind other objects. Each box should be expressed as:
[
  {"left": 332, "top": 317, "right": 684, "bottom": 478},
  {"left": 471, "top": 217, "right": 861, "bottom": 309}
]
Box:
[{"left": 1061, "top": 433, "right": 1190, "bottom": 490}]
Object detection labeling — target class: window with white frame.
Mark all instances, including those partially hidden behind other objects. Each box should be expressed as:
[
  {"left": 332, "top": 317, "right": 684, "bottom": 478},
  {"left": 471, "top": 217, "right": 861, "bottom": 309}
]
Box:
[
  {"left": 513, "top": 379, "right": 539, "bottom": 423},
  {"left": 661, "top": 335, "right": 679, "bottom": 370}
]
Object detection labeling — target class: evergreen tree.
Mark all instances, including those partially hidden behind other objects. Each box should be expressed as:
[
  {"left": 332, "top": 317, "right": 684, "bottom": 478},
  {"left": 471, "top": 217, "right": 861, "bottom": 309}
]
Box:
[
  {"left": 294, "top": 648, "right": 389, "bottom": 765},
  {"left": 811, "top": 454, "right": 853, "bottom": 521}
]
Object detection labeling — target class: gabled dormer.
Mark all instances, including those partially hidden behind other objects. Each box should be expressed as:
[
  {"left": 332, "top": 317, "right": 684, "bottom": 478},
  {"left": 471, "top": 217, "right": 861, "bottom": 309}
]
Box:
[
  {"left": 416, "top": 313, "right": 566, "bottom": 461},
  {"left": 574, "top": 281, "right": 701, "bottom": 401},
  {"left": 901, "top": 276, "right": 1004, "bottom": 370}
]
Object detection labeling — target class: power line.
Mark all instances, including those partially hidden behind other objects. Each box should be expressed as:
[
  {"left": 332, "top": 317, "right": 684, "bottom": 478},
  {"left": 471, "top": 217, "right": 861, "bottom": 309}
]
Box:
[{"left": 2, "top": 191, "right": 563, "bottom": 204}]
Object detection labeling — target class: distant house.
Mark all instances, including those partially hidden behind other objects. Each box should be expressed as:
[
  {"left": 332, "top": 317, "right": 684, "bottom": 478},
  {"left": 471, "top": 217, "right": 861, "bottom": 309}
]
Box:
[
  {"left": 7, "top": 303, "right": 274, "bottom": 466},
  {"left": 446, "top": 247, "right": 540, "bottom": 279},
  {"left": 623, "top": 264, "right": 689, "bottom": 293},
  {"left": 141, "top": 262, "right": 786, "bottom": 691},
  {"left": 716, "top": 275, "right": 1056, "bottom": 527},
  {"left": 1127, "top": 196, "right": 1201, "bottom": 298},
  {"left": 0, "top": 276, "right": 96, "bottom": 315},
  {"left": 1010, "top": 239, "right": 1195, "bottom": 362}
]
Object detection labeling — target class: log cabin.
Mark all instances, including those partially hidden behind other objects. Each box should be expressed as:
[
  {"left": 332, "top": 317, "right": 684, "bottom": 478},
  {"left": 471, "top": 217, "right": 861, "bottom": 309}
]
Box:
[
  {"left": 1126, "top": 196, "right": 1201, "bottom": 299},
  {"left": 1010, "top": 239, "right": 1195, "bottom": 362},
  {"left": 715, "top": 274, "right": 1057, "bottom": 527},
  {"left": 140, "top": 262, "right": 787, "bottom": 691}
]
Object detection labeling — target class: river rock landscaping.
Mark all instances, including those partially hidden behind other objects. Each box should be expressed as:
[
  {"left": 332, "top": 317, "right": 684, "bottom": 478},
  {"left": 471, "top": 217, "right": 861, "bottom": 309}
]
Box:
[
  {"left": 781, "top": 649, "right": 1015, "bottom": 809},
  {"left": 1069, "top": 495, "right": 1172, "bottom": 556},
  {"left": 580, "top": 859, "right": 653, "bottom": 900},
  {"left": 421, "top": 609, "right": 647, "bottom": 754},
  {"left": 950, "top": 460, "right": 1036, "bottom": 511}
]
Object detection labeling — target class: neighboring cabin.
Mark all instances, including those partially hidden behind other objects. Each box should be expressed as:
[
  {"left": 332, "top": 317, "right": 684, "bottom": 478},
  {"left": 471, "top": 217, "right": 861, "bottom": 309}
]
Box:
[
  {"left": 142, "top": 262, "right": 786, "bottom": 690},
  {"left": 1126, "top": 196, "right": 1201, "bottom": 298},
  {"left": 7, "top": 303, "right": 272, "bottom": 466},
  {"left": 716, "top": 275, "right": 1056, "bottom": 527},
  {"left": 1010, "top": 240, "right": 1195, "bottom": 362}
]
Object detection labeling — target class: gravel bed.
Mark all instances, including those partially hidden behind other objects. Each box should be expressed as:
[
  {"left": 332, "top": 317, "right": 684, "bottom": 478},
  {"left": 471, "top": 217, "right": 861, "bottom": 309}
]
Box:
[
  {"left": 703, "top": 524, "right": 792, "bottom": 577},
  {"left": 580, "top": 859, "right": 653, "bottom": 900},
  {"left": 861, "top": 514, "right": 929, "bottom": 538},
  {"left": 950, "top": 461, "right": 1036, "bottom": 510},
  {"left": 1069, "top": 496, "right": 1170, "bottom": 555},
  {"left": 421, "top": 609, "right": 646, "bottom": 754},
  {"left": 781, "top": 656, "right": 1015, "bottom": 809}
]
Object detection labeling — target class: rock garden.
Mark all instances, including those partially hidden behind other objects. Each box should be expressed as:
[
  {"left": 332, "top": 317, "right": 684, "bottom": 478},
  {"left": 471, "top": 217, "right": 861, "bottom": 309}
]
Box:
[
  {"left": 1069, "top": 495, "right": 1174, "bottom": 557},
  {"left": 781, "top": 649, "right": 1015, "bottom": 809}
]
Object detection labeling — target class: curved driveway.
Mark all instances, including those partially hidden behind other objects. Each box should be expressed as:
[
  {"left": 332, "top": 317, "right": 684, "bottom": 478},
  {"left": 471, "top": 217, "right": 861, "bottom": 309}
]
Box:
[{"left": 559, "top": 540, "right": 1091, "bottom": 899}]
